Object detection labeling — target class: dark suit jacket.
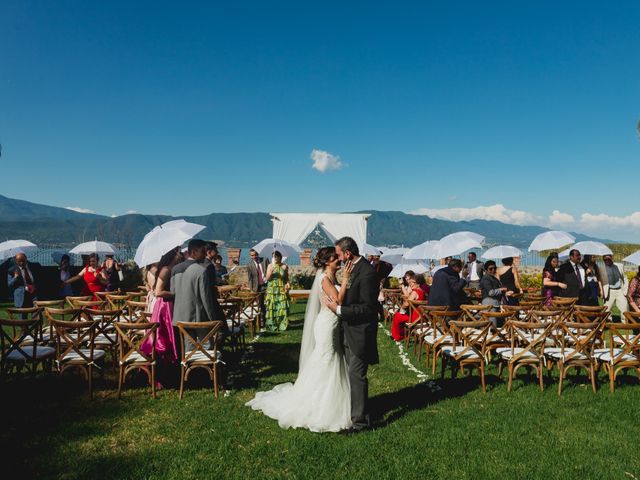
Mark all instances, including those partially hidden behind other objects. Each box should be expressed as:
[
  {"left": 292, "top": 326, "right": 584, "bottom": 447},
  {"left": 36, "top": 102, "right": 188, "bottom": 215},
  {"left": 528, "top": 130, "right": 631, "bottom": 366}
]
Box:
[
  {"left": 464, "top": 260, "right": 485, "bottom": 281},
  {"left": 556, "top": 261, "right": 589, "bottom": 303},
  {"left": 428, "top": 266, "right": 468, "bottom": 309},
  {"left": 247, "top": 257, "right": 269, "bottom": 291},
  {"left": 340, "top": 258, "right": 379, "bottom": 365},
  {"left": 7, "top": 262, "right": 41, "bottom": 307}
]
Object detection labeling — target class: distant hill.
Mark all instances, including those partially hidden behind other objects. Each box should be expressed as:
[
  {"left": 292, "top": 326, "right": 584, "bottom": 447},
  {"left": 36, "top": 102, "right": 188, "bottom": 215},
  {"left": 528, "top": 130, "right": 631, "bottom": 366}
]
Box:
[{"left": 0, "top": 195, "right": 611, "bottom": 248}]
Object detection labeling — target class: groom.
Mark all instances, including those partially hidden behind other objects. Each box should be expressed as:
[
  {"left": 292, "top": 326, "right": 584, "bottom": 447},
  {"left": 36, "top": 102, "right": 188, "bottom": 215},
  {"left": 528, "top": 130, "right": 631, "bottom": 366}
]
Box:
[{"left": 326, "top": 236, "right": 379, "bottom": 433}]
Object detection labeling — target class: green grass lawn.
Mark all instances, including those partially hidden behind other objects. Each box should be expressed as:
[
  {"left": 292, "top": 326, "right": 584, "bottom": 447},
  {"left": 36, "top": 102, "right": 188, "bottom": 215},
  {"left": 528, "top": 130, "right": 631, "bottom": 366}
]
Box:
[{"left": 2, "top": 302, "right": 640, "bottom": 479}]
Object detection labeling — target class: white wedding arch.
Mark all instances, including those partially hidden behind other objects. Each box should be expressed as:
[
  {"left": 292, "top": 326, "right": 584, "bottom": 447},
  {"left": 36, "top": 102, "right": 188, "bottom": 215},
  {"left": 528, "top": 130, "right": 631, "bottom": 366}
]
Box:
[{"left": 270, "top": 213, "right": 370, "bottom": 248}]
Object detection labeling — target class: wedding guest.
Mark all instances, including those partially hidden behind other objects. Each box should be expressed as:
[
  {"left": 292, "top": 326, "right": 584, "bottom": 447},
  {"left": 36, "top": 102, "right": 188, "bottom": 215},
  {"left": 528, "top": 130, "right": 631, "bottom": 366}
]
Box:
[
  {"left": 627, "top": 267, "right": 640, "bottom": 313},
  {"left": 480, "top": 261, "right": 512, "bottom": 310},
  {"left": 582, "top": 256, "right": 603, "bottom": 307},
  {"left": 391, "top": 271, "right": 425, "bottom": 341},
  {"left": 497, "top": 257, "right": 522, "bottom": 305},
  {"left": 247, "top": 248, "right": 269, "bottom": 319},
  {"left": 141, "top": 246, "right": 182, "bottom": 389},
  {"left": 172, "top": 239, "right": 228, "bottom": 351},
  {"left": 416, "top": 273, "right": 430, "bottom": 298},
  {"left": 370, "top": 255, "right": 393, "bottom": 289},
  {"left": 213, "top": 254, "right": 228, "bottom": 285},
  {"left": 264, "top": 250, "right": 291, "bottom": 331},
  {"left": 429, "top": 258, "right": 468, "bottom": 309},
  {"left": 600, "top": 254, "right": 628, "bottom": 321},
  {"left": 58, "top": 254, "right": 74, "bottom": 297},
  {"left": 102, "top": 255, "right": 122, "bottom": 292},
  {"left": 144, "top": 263, "right": 159, "bottom": 313},
  {"left": 64, "top": 253, "right": 108, "bottom": 299},
  {"left": 542, "top": 253, "right": 567, "bottom": 306},
  {"left": 556, "top": 249, "right": 590, "bottom": 305},
  {"left": 464, "top": 252, "right": 484, "bottom": 290},
  {"left": 7, "top": 253, "right": 40, "bottom": 308}
]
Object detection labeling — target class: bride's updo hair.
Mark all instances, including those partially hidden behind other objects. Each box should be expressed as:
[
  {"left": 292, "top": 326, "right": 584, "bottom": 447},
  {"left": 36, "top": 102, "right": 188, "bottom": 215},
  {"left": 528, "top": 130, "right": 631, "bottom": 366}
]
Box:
[{"left": 313, "top": 247, "right": 337, "bottom": 269}]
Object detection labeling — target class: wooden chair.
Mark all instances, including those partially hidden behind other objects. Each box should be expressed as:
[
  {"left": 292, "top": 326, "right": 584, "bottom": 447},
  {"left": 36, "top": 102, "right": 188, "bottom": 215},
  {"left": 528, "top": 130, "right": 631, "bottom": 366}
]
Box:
[
  {"left": 478, "top": 311, "right": 513, "bottom": 357},
  {"left": 113, "top": 321, "right": 159, "bottom": 399},
  {"left": 124, "top": 300, "right": 148, "bottom": 322},
  {"left": 231, "top": 291, "right": 262, "bottom": 338},
  {"left": 404, "top": 299, "right": 429, "bottom": 348},
  {"left": 34, "top": 299, "right": 65, "bottom": 309},
  {"left": 523, "top": 294, "right": 546, "bottom": 303},
  {"left": 105, "top": 293, "right": 131, "bottom": 311},
  {"left": 73, "top": 299, "right": 107, "bottom": 310},
  {"left": 501, "top": 304, "right": 533, "bottom": 322},
  {"left": 623, "top": 311, "right": 640, "bottom": 325},
  {"left": 51, "top": 318, "right": 104, "bottom": 399},
  {"left": 220, "top": 297, "right": 245, "bottom": 351},
  {"left": 0, "top": 315, "right": 55, "bottom": 377},
  {"left": 217, "top": 284, "right": 241, "bottom": 300},
  {"left": 84, "top": 308, "right": 123, "bottom": 365},
  {"left": 441, "top": 320, "right": 493, "bottom": 393},
  {"left": 177, "top": 321, "right": 225, "bottom": 399},
  {"left": 6, "top": 307, "right": 46, "bottom": 344},
  {"left": 426, "top": 310, "right": 463, "bottom": 375},
  {"left": 545, "top": 320, "right": 602, "bottom": 395},
  {"left": 65, "top": 295, "right": 92, "bottom": 308},
  {"left": 460, "top": 304, "right": 493, "bottom": 322},
  {"left": 498, "top": 320, "right": 554, "bottom": 391},
  {"left": 596, "top": 322, "right": 640, "bottom": 392},
  {"left": 519, "top": 299, "right": 544, "bottom": 309},
  {"left": 381, "top": 289, "right": 403, "bottom": 326},
  {"left": 573, "top": 305, "right": 608, "bottom": 314},
  {"left": 125, "top": 290, "right": 147, "bottom": 302},
  {"left": 410, "top": 305, "right": 447, "bottom": 361},
  {"left": 551, "top": 297, "right": 578, "bottom": 308}
]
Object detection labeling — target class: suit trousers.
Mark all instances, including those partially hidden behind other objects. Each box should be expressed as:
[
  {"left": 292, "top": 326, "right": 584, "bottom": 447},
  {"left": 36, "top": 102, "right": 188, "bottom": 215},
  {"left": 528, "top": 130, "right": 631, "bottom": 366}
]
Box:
[
  {"left": 605, "top": 288, "right": 628, "bottom": 321},
  {"left": 344, "top": 333, "right": 370, "bottom": 429}
]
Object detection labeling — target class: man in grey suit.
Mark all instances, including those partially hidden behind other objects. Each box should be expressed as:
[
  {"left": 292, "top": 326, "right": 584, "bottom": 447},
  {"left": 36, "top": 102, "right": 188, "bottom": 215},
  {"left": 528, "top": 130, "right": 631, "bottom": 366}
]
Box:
[
  {"left": 171, "top": 239, "right": 228, "bottom": 351},
  {"left": 326, "top": 236, "right": 379, "bottom": 434},
  {"left": 246, "top": 248, "right": 269, "bottom": 321},
  {"left": 7, "top": 253, "right": 40, "bottom": 308}
]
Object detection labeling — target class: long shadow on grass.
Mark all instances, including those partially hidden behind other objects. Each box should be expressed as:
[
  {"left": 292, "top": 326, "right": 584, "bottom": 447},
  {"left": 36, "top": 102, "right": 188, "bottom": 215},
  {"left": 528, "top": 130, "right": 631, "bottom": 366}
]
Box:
[{"left": 370, "top": 376, "right": 485, "bottom": 426}]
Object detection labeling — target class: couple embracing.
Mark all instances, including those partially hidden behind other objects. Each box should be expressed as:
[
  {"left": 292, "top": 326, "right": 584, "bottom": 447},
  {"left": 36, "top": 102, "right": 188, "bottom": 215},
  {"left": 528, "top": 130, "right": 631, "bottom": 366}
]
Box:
[{"left": 246, "top": 237, "right": 379, "bottom": 434}]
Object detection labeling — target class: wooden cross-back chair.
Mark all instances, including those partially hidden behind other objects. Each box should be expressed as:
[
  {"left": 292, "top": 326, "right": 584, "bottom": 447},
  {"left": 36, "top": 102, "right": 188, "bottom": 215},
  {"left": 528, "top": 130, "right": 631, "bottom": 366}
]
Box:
[
  {"left": 217, "top": 284, "right": 241, "bottom": 300},
  {"left": 43, "top": 307, "right": 84, "bottom": 345},
  {"left": 0, "top": 314, "right": 55, "bottom": 377},
  {"left": 573, "top": 305, "right": 608, "bottom": 314},
  {"left": 381, "top": 289, "right": 403, "bottom": 325},
  {"left": 403, "top": 299, "right": 429, "bottom": 348},
  {"left": 460, "top": 304, "right": 493, "bottom": 323},
  {"left": 519, "top": 299, "right": 544, "bottom": 310},
  {"left": 73, "top": 300, "right": 107, "bottom": 310},
  {"left": 498, "top": 320, "right": 554, "bottom": 391},
  {"left": 426, "top": 310, "right": 463, "bottom": 375},
  {"left": 410, "top": 305, "right": 447, "bottom": 362},
  {"left": 463, "top": 287, "right": 482, "bottom": 304},
  {"left": 113, "top": 321, "right": 159, "bottom": 399},
  {"left": 597, "top": 323, "right": 640, "bottom": 392},
  {"left": 501, "top": 304, "right": 533, "bottom": 322},
  {"left": 33, "top": 299, "right": 65, "bottom": 309},
  {"left": 6, "top": 307, "right": 45, "bottom": 344},
  {"left": 478, "top": 310, "right": 513, "bottom": 357},
  {"left": 545, "top": 320, "right": 603, "bottom": 395},
  {"left": 123, "top": 300, "right": 148, "bottom": 322},
  {"left": 177, "top": 321, "right": 224, "bottom": 399},
  {"left": 442, "top": 320, "right": 493, "bottom": 393},
  {"left": 523, "top": 294, "right": 546, "bottom": 303},
  {"left": 551, "top": 297, "right": 578, "bottom": 308},
  {"left": 51, "top": 318, "right": 104, "bottom": 399},
  {"left": 623, "top": 311, "right": 640, "bottom": 325},
  {"left": 230, "top": 291, "right": 261, "bottom": 338},
  {"left": 84, "top": 308, "right": 123, "bottom": 365},
  {"left": 65, "top": 295, "right": 93, "bottom": 308},
  {"left": 125, "top": 290, "right": 147, "bottom": 302},
  {"left": 220, "top": 297, "right": 245, "bottom": 351},
  {"left": 105, "top": 293, "right": 131, "bottom": 311}
]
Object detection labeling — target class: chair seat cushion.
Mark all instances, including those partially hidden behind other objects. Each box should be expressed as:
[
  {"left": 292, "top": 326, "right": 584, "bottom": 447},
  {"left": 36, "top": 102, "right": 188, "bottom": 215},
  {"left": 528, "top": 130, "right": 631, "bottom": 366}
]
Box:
[
  {"left": 545, "top": 348, "right": 588, "bottom": 361},
  {"left": 441, "top": 346, "right": 480, "bottom": 360},
  {"left": 60, "top": 349, "right": 106, "bottom": 363},
  {"left": 182, "top": 350, "right": 222, "bottom": 365},
  {"left": 424, "top": 334, "right": 453, "bottom": 345},
  {"left": 7, "top": 345, "right": 56, "bottom": 362},
  {"left": 498, "top": 347, "right": 539, "bottom": 360},
  {"left": 613, "top": 335, "right": 639, "bottom": 346},
  {"left": 120, "top": 351, "right": 155, "bottom": 365},
  {"left": 94, "top": 333, "right": 117, "bottom": 345},
  {"left": 595, "top": 348, "right": 639, "bottom": 364}
]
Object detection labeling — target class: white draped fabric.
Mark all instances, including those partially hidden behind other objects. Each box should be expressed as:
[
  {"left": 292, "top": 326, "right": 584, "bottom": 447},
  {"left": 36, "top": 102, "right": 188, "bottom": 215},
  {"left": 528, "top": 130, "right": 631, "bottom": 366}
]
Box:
[{"left": 270, "top": 213, "right": 370, "bottom": 247}]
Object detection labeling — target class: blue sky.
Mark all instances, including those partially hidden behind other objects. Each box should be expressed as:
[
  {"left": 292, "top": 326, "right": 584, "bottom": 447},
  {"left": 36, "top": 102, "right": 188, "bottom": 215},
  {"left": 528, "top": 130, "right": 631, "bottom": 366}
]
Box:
[{"left": 1, "top": 1, "right": 639, "bottom": 240}]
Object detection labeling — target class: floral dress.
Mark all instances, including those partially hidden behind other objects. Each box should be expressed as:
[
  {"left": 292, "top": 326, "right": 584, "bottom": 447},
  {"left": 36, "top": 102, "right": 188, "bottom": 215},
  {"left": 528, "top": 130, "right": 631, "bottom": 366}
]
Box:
[{"left": 265, "top": 264, "right": 291, "bottom": 331}]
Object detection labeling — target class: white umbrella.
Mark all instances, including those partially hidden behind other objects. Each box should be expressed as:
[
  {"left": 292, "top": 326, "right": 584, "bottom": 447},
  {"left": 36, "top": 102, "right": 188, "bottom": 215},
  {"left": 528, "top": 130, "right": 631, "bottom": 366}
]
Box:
[
  {"left": 623, "top": 251, "right": 640, "bottom": 265},
  {"left": 433, "top": 231, "right": 484, "bottom": 258},
  {"left": 0, "top": 239, "right": 37, "bottom": 261},
  {"left": 360, "top": 243, "right": 382, "bottom": 257},
  {"left": 252, "top": 238, "right": 301, "bottom": 259},
  {"left": 528, "top": 231, "right": 575, "bottom": 252},
  {"left": 481, "top": 245, "right": 522, "bottom": 260},
  {"left": 134, "top": 219, "right": 206, "bottom": 267},
  {"left": 404, "top": 240, "right": 440, "bottom": 260},
  {"left": 389, "top": 261, "right": 430, "bottom": 278},
  {"left": 380, "top": 248, "right": 409, "bottom": 265},
  {"left": 70, "top": 240, "right": 118, "bottom": 256},
  {"left": 566, "top": 241, "right": 613, "bottom": 257}
]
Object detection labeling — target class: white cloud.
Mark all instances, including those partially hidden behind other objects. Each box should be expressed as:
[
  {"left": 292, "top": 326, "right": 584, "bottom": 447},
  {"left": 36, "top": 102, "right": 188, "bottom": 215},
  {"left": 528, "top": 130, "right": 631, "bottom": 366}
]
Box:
[
  {"left": 310, "top": 149, "right": 345, "bottom": 173},
  {"left": 549, "top": 210, "right": 575, "bottom": 225},
  {"left": 126, "top": 210, "right": 138, "bottom": 214},
  {"left": 65, "top": 206, "right": 95, "bottom": 214},
  {"left": 579, "top": 211, "right": 640, "bottom": 228},
  {"left": 411, "top": 204, "right": 542, "bottom": 226}
]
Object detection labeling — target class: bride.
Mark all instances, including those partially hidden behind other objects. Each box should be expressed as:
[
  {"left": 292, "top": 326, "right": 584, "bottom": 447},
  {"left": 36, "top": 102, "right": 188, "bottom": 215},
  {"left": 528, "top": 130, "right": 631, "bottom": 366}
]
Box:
[{"left": 246, "top": 246, "right": 352, "bottom": 432}]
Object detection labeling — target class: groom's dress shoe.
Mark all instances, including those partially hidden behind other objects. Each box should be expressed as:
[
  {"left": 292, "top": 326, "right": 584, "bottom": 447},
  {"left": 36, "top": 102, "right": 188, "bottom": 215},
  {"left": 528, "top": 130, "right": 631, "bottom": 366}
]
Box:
[{"left": 339, "top": 425, "right": 370, "bottom": 436}]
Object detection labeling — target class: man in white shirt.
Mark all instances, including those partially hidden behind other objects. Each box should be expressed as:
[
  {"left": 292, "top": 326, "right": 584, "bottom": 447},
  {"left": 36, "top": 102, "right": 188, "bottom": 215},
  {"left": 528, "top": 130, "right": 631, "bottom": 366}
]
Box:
[
  {"left": 463, "top": 252, "right": 484, "bottom": 290},
  {"left": 556, "top": 249, "right": 589, "bottom": 305},
  {"left": 7, "top": 253, "right": 39, "bottom": 308},
  {"left": 600, "top": 254, "right": 628, "bottom": 320},
  {"left": 247, "top": 249, "right": 269, "bottom": 321}
]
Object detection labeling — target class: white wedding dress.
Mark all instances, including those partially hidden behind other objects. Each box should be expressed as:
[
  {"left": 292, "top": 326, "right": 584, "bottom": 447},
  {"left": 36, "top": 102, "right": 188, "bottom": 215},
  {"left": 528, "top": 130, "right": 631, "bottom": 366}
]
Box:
[{"left": 246, "top": 271, "right": 352, "bottom": 432}]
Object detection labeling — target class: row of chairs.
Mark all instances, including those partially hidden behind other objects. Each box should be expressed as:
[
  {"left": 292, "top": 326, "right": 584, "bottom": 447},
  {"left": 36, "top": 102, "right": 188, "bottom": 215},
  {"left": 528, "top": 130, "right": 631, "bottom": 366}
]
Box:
[{"left": 381, "top": 289, "right": 640, "bottom": 394}]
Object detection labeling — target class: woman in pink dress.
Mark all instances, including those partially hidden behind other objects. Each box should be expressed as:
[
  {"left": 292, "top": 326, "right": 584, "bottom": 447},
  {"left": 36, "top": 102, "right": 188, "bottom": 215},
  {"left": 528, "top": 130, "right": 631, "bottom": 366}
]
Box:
[{"left": 141, "top": 246, "right": 183, "bottom": 388}]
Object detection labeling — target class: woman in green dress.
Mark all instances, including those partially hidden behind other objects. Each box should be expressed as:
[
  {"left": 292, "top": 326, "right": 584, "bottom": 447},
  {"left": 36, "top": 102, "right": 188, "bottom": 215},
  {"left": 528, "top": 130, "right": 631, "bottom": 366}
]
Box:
[{"left": 264, "top": 250, "right": 291, "bottom": 331}]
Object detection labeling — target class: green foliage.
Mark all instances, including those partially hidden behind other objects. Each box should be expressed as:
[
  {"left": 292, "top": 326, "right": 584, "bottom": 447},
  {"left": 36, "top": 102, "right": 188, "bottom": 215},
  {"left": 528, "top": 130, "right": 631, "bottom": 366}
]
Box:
[
  {"left": 519, "top": 272, "right": 542, "bottom": 291},
  {"left": 290, "top": 273, "right": 315, "bottom": 290}
]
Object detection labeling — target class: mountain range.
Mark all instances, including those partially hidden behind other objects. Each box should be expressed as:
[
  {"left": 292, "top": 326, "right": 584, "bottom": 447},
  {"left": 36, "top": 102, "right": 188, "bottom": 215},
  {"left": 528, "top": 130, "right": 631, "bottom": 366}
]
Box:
[{"left": 0, "top": 194, "right": 610, "bottom": 249}]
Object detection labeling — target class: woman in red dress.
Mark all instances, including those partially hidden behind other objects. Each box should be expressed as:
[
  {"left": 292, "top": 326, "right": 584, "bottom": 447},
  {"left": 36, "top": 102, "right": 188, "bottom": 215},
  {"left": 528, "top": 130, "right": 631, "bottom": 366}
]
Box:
[
  {"left": 63, "top": 253, "right": 108, "bottom": 299},
  {"left": 391, "top": 271, "right": 425, "bottom": 341}
]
